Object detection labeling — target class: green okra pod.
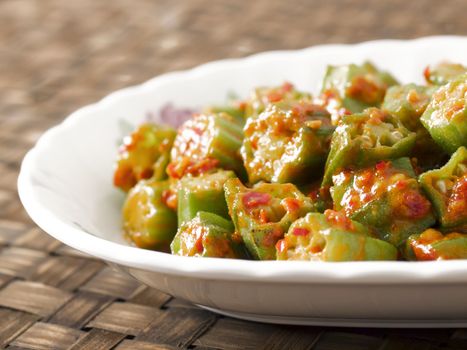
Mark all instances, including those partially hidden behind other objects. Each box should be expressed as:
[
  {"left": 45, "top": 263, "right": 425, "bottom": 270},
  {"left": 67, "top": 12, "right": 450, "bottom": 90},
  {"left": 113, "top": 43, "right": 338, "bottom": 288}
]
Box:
[
  {"left": 322, "top": 108, "right": 416, "bottom": 186},
  {"left": 382, "top": 83, "right": 446, "bottom": 169},
  {"left": 171, "top": 211, "right": 248, "bottom": 258},
  {"left": 405, "top": 229, "right": 467, "bottom": 260},
  {"left": 224, "top": 178, "right": 314, "bottom": 260},
  {"left": 123, "top": 179, "right": 177, "bottom": 251},
  {"left": 114, "top": 123, "right": 176, "bottom": 192},
  {"left": 424, "top": 62, "right": 467, "bottom": 86},
  {"left": 318, "top": 61, "right": 398, "bottom": 125},
  {"left": 242, "top": 101, "right": 334, "bottom": 184},
  {"left": 331, "top": 158, "right": 435, "bottom": 246},
  {"left": 168, "top": 112, "right": 246, "bottom": 179},
  {"left": 419, "top": 147, "right": 467, "bottom": 231},
  {"left": 420, "top": 74, "right": 467, "bottom": 154},
  {"left": 177, "top": 170, "right": 236, "bottom": 226},
  {"left": 276, "top": 210, "right": 397, "bottom": 261}
]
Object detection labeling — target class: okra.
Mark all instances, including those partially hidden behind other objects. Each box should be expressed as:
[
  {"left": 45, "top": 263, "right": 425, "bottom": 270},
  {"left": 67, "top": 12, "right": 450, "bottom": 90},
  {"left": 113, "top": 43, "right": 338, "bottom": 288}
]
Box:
[
  {"left": 177, "top": 170, "right": 236, "bottom": 226},
  {"left": 224, "top": 178, "right": 314, "bottom": 260},
  {"left": 123, "top": 179, "right": 177, "bottom": 251},
  {"left": 331, "top": 158, "right": 436, "bottom": 246},
  {"left": 382, "top": 83, "right": 445, "bottom": 168},
  {"left": 405, "top": 229, "right": 467, "bottom": 260},
  {"left": 419, "top": 147, "right": 467, "bottom": 231},
  {"left": 322, "top": 108, "right": 416, "bottom": 186},
  {"left": 424, "top": 62, "right": 467, "bottom": 86},
  {"left": 244, "top": 82, "right": 312, "bottom": 119},
  {"left": 171, "top": 211, "right": 248, "bottom": 258},
  {"left": 242, "top": 101, "right": 334, "bottom": 184},
  {"left": 114, "top": 123, "right": 176, "bottom": 192},
  {"left": 168, "top": 112, "right": 246, "bottom": 179},
  {"left": 276, "top": 210, "right": 397, "bottom": 261},
  {"left": 318, "top": 61, "right": 398, "bottom": 125},
  {"left": 420, "top": 74, "right": 467, "bottom": 154}
]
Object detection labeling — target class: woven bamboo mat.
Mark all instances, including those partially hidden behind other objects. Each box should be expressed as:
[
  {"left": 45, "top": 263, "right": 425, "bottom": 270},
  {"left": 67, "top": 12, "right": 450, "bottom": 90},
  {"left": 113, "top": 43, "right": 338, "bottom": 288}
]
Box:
[{"left": 1, "top": 0, "right": 467, "bottom": 349}]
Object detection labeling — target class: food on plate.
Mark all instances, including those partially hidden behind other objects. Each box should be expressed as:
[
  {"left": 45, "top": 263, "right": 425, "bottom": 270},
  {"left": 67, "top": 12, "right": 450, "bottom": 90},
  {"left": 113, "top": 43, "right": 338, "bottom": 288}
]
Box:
[
  {"left": 405, "top": 229, "right": 467, "bottom": 260},
  {"left": 419, "top": 147, "right": 467, "bottom": 231},
  {"left": 330, "top": 158, "right": 435, "bottom": 246},
  {"left": 276, "top": 210, "right": 397, "bottom": 261},
  {"left": 122, "top": 179, "right": 177, "bottom": 251},
  {"left": 224, "top": 178, "right": 314, "bottom": 260},
  {"left": 115, "top": 61, "right": 467, "bottom": 261},
  {"left": 171, "top": 211, "right": 248, "bottom": 258},
  {"left": 420, "top": 74, "right": 467, "bottom": 154}
]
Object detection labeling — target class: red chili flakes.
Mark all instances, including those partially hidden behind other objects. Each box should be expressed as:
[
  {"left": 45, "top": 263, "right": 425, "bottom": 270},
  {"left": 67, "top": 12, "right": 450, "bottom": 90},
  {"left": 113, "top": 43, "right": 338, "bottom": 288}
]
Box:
[
  {"left": 195, "top": 235, "right": 204, "bottom": 253},
  {"left": 324, "top": 209, "right": 354, "bottom": 231},
  {"left": 281, "top": 81, "right": 294, "bottom": 92},
  {"left": 162, "top": 189, "right": 177, "bottom": 210},
  {"left": 281, "top": 198, "right": 301, "bottom": 213},
  {"left": 292, "top": 227, "right": 309, "bottom": 236},
  {"left": 446, "top": 175, "right": 467, "bottom": 219},
  {"left": 423, "top": 66, "right": 431, "bottom": 83},
  {"left": 275, "top": 239, "right": 288, "bottom": 254},
  {"left": 262, "top": 227, "right": 284, "bottom": 247},
  {"left": 113, "top": 164, "right": 136, "bottom": 191},
  {"left": 346, "top": 76, "right": 383, "bottom": 104},
  {"left": 167, "top": 157, "right": 219, "bottom": 179},
  {"left": 267, "top": 91, "right": 283, "bottom": 103},
  {"left": 259, "top": 209, "right": 270, "bottom": 224},
  {"left": 395, "top": 180, "right": 407, "bottom": 190},
  {"left": 242, "top": 191, "right": 271, "bottom": 209},
  {"left": 398, "top": 190, "right": 431, "bottom": 219},
  {"left": 375, "top": 160, "right": 389, "bottom": 172}
]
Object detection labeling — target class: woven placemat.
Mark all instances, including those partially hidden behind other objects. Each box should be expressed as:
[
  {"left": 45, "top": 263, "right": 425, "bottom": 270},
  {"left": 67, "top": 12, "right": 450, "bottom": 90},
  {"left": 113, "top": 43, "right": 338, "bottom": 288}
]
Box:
[{"left": 1, "top": 0, "right": 467, "bottom": 349}]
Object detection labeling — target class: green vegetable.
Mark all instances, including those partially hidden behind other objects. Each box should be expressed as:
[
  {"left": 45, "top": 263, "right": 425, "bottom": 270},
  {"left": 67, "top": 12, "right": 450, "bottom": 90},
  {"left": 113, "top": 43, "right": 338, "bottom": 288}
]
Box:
[
  {"left": 177, "top": 170, "right": 236, "bottom": 226},
  {"left": 419, "top": 147, "right": 467, "bottom": 231},
  {"left": 424, "top": 62, "right": 467, "bottom": 85},
  {"left": 331, "top": 158, "right": 435, "bottom": 246},
  {"left": 241, "top": 101, "right": 334, "bottom": 184},
  {"left": 405, "top": 229, "right": 467, "bottom": 260},
  {"left": 276, "top": 211, "right": 397, "bottom": 261},
  {"left": 123, "top": 179, "right": 177, "bottom": 251},
  {"left": 382, "top": 83, "right": 446, "bottom": 169},
  {"left": 114, "top": 123, "right": 176, "bottom": 192},
  {"left": 244, "top": 82, "right": 312, "bottom": 119},
  {"left": 319, "top": 61, "right": 398, "bottom": 124},
  {"left": 322, "top": 108, "right": 416, "bottom": 186},
  {"left": 171, "top": 211, "right": 248, "bottom": 258},
  {"left": 168, "top": 112, "right": 245, "bottom": 179},
  {"left": 420, "top": 74, "right": 467, "bottom": 154},
  {"left": 224, "top": 178, "right": 314, "bottom": 260}
]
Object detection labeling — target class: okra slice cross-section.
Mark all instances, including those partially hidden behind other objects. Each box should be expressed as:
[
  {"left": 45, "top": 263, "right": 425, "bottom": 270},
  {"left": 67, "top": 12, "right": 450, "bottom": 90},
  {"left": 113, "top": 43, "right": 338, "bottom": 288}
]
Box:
[
  {"left": 317, "top": 61, "right": 398, "bottom": 125},
  {"left": 381, "top": 83, "right": 445, "bottom": 169},
  {"left": 224, "top": 178, "right": 314, "bottom": 260},
  {"left": 167, "top": 112, "right": 245, "bottom": 179},
  {"left": 177, "top": 170, "right": 236, "bottom": 226},
  {"left": 276, "top": 210, "right": 397, "bottom": 261},
  {"left": 424, "top": 62, "right": 467, "bottom": 86},
  {"left": 331, "top": 158, "right": 435, "bottom": 246},
  {"left": 123, "top": 179, "right": 177, "bottom": 251},
  {"left": 114, "top": 123, "right": 176, "bottom": 192},
  {"left": 419, "top": 147, "right": 467, "bottom": 231},
  {"left": 242, "top": 101, "right": 334, "bottom": 184},
  {"left": 171, "top": 211, "right": 248, "bottom": 258},
  {"left": 420, "top": 74, "right": 467, "bottom": 154},
  {"left": 322, "top": 108, "right": 416, "bottom": 186},
  {"left": 405, "top": 229, "right": 467, "bottom": 261}
]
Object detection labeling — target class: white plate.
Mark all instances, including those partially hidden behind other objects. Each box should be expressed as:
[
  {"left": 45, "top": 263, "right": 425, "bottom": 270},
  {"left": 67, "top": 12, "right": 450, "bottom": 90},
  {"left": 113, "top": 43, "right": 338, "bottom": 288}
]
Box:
[{"left": 18, "top": 36, "right": 467, "bottom": 328}]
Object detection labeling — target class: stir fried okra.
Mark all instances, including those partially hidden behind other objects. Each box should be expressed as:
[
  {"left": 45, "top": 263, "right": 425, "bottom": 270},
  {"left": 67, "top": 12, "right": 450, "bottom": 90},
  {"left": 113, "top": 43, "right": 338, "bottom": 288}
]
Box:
[{"left": 114, "top": 61, "right": 467, "bottom": 261}]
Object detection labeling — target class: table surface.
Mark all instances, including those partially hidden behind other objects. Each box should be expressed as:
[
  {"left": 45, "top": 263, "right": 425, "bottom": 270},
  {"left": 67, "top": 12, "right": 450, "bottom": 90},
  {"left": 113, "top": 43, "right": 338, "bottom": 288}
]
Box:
[{"left": 1, "top": 0, "right": 467, "bottom": 349}]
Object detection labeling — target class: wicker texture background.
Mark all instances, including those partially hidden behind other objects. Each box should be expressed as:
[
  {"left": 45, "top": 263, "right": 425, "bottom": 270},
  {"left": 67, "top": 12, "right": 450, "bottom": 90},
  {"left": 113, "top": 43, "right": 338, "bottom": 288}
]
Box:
[{"left": 1, "top": 0, "right": 467, "bottom": 349}]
